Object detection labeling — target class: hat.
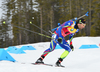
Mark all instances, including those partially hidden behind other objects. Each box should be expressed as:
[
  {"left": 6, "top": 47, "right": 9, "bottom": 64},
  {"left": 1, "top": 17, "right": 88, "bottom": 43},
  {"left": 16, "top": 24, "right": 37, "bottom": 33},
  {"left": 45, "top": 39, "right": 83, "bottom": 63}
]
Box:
[{"left": 76, "top": 18, "right": 86, "bottom": 24}]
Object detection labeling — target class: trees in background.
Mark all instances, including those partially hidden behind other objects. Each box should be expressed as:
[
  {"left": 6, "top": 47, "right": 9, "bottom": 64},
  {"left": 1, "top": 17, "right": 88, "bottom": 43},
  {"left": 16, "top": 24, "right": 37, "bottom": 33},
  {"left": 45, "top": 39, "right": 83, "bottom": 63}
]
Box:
[{"left": 0, "top": 0, "right": 100, "bottom": 47}]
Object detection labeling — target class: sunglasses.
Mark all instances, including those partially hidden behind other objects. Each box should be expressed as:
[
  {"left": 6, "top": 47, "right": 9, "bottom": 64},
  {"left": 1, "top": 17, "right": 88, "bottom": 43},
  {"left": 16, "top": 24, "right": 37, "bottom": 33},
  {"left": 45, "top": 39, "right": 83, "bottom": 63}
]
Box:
[
  {"left": 82, "top": 23, "right": 86, "bottom": 26},
  {"left": 79, "top": 23, "right": 86, "bottom": 26}
]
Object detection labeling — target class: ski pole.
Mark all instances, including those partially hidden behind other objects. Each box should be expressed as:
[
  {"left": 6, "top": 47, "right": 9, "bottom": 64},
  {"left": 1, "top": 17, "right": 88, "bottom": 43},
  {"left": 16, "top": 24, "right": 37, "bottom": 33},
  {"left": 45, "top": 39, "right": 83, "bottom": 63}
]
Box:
[
  {"left": 30, "top": 22, "right": 51, "bottom": 36},
  {"left": 49, "top": 30, "right": 53, "bottom": 34},
  {"left": 12, "top": 24, "right": 53, "bottom": 39}
]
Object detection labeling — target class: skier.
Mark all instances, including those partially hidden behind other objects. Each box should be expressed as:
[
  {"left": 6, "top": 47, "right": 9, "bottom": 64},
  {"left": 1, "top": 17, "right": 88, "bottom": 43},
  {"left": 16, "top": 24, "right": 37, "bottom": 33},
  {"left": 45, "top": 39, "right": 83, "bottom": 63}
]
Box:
[{"left": 35, "top": 18, "right": 86, "bottom": 67}]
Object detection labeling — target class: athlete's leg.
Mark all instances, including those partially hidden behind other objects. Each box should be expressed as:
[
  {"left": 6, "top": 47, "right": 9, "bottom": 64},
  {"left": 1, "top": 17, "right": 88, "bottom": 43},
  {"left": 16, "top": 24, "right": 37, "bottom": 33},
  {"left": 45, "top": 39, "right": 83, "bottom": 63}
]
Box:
[
  {"left": 56, "top": 39, "right": 71, "bottom": 66},
  {"left": 35, "top": 34, "right": 57, "bottom": 63},
  {"left": 41, "top": 40, "right": 57, "bottom": 57}
]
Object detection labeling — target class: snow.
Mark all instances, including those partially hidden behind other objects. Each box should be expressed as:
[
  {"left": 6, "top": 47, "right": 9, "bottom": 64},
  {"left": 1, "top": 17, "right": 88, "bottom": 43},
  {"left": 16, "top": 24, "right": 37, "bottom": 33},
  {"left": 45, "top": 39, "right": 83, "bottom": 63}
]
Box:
[{"left": 0, "top": 37, "right": 100, "bottom": 72}]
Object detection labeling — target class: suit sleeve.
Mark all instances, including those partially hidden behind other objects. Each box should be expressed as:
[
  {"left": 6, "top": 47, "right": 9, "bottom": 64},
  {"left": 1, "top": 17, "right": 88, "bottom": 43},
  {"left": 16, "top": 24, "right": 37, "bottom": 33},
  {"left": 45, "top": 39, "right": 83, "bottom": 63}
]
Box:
[
  {"left": 69, "top": 34, "right": 74, "bottom": 46},
  {"left": 57, "top": 26, "right": 63, "bottom": 39}
]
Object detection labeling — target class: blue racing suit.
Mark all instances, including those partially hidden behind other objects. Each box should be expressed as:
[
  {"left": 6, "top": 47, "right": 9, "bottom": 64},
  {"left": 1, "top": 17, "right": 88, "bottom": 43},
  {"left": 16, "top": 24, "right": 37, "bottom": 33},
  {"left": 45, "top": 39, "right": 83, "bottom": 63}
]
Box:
[{"left": 41, "top": 19, "right": 79, "bottom": 59}]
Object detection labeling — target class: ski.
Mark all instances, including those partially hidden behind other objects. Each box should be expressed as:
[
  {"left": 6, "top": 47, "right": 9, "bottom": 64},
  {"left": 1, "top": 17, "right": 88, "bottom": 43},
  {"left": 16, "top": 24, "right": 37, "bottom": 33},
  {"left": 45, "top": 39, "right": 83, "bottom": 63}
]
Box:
[
  {"left": 17, "top": 62, "right": 65, "bottom": 68},
  {"left": 55, "top": 65, "right": 65, "bottom": 68},
  {"left": 31, "top": 63, "right": 65, "bottom": 68},
  {"left": 31, "top": 63, "right": 53, "bottom": 66}
]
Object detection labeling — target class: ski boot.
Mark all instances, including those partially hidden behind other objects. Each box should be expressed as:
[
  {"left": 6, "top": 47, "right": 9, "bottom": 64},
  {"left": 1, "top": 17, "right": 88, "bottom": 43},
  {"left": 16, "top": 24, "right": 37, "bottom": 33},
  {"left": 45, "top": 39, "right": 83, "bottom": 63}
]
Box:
[
  {"left": 55, "top": 58, "right": 65, "bottom": 67},
  {"left": 35, "top": 56, "right": 45, "bottom": 64}
]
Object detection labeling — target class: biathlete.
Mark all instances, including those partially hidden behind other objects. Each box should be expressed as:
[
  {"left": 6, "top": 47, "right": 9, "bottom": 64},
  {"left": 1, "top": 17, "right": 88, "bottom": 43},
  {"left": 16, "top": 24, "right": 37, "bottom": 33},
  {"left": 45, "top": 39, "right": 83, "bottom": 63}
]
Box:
[{"left": 35, "top": 18, "right": 86, "bottom": 67}]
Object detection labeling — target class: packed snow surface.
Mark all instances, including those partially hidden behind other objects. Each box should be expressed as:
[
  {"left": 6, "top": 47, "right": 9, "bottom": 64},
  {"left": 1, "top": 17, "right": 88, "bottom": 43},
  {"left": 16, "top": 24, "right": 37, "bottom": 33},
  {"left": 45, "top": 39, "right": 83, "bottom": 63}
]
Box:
[{"left": 0, "top": 37, "right": 100, "bottom": 72}]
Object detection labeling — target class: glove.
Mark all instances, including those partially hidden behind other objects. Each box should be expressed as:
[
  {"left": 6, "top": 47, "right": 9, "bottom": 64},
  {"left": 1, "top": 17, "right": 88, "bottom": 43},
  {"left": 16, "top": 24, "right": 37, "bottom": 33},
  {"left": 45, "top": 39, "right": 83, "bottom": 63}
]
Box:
[
  {"left": 70, "top": 45, "right": 74, "bottom": 51},
  {"left": 58, "top": 38, "right": 62, "bottom": 43}
]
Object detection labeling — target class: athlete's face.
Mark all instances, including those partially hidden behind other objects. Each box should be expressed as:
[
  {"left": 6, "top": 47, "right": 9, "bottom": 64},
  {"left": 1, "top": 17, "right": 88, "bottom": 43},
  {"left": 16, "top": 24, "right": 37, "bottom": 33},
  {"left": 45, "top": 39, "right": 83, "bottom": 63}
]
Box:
[{"left": 77, "top": 23, "right": 86, "bottom": 29}]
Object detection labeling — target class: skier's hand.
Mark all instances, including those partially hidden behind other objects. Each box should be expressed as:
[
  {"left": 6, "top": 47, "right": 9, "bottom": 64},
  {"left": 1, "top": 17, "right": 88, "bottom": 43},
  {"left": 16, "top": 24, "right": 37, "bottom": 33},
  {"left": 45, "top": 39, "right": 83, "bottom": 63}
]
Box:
[
  {"left": 58, "top": 38, "right": 62, "bottom": 43},
  {"left": 70, "top": 45, "right": 74, "bottom": 51}
]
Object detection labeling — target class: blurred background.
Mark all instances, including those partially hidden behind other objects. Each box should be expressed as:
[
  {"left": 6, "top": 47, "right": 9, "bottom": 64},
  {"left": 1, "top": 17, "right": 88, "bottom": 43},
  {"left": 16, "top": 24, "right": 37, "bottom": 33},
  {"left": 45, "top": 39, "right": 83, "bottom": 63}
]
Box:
[{"left": 0, "top": 0, "right": 100, "bottom": 48}]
